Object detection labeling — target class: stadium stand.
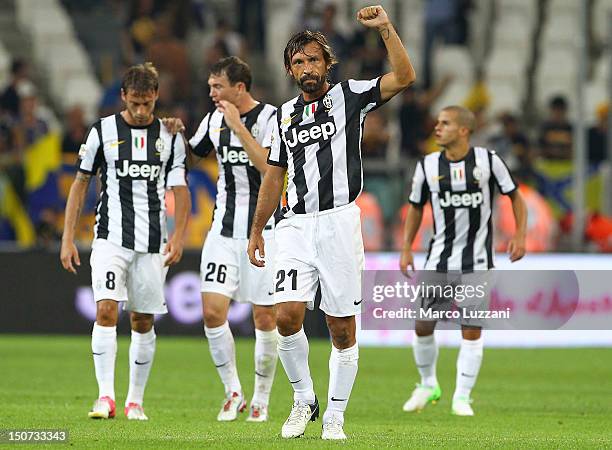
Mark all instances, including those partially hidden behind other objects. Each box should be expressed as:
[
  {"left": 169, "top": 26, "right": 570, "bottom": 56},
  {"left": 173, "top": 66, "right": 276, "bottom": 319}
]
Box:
[{"left": 0, "top": 0, "right": 608, "bottom": 251}]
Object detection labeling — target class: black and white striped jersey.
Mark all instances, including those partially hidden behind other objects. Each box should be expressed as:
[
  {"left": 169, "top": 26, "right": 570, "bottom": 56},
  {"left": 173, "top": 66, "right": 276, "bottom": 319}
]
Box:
[
  {"left": 409, "top": 147, "right": 517, "bottom": 272},
  {"left": 189, "top": 102, "right": 276, "bottom": 238},
  {"left": 267, "top": 78, "right": 384, "bottom": 217},
  {"left": 77, "top": 113, "right": 187, "bottom": 253}
]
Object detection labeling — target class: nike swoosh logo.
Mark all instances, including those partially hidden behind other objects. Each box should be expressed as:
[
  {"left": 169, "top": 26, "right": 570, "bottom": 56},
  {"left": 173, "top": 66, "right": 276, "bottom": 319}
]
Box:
[
  {"left": 353, "top": 299, "right": 363, "bottom": 305},
  {"left": 289, "top": 378, "right": 302, "bottom": 384},
  {"left": 281, "top": 114, "right": 298, "bottom": 125},
  {"left": 212, "top": 127, "right": 227, "bottom": 132},
  {"left": 255, "top": 371, "right": 268, "bottom": 378},
  {"left": 215, "top": 362, "right": 228, "bottom": 368},
  {"left": 331, "top": 397, "right": 347, "bottom": 402},
  {"left": 434, "top": 175, "right": 445, "bottom": 181},
  {"left": 461, "top": 372, "right": 475, "bottom": 378},
  {"left": 268, "top": 291, "right": 275, "bottom": 296},
  {"left": 92, "top": 352, "right": 105, "bottom": 356},
  {"left": 135, "top": 360, "right": 150, "bottom": 365},
  {"left": 109, "top": 140, "right": 125, "bottom": 147}
]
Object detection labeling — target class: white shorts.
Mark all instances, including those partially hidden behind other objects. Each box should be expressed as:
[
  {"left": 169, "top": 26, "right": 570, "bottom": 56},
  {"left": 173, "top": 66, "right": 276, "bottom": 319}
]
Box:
[
  {"left": 200, "top": 229, "right": 276, "bottom": 306},
  {"left": 273, "top": 202, "right": 364, "bottom": 317},
  {"left": 90, "top": 239, "right": 168, "bottom": 314},
  {"left": 418, "top": 270, "right": 493, "bottom": 327}
]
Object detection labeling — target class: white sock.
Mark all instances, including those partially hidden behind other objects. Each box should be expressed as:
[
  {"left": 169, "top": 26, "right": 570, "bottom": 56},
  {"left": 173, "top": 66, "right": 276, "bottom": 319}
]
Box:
[
  {"left": 205, "top": 322, "right": 242, "bottom": 395},
  {"left": 413, "top": 334, "right": 439, "bottom": 388},
  {"left": 323, "top": 343, "right": 359, "bottom": 425},
  {"left": 277, "top": 328, "right": 315, "bottom": 404},
  {"left": 91, "top": 323, "right": 117, "bottom": 400},
  {"left": 251, "top": 328, "right": 278, "bottom": 407},
  {"left": 126, "top": 328, "right": 156, "bottom": 406},
  {"left": 454, "top": 337, "right": 484, "bottom": 400}
]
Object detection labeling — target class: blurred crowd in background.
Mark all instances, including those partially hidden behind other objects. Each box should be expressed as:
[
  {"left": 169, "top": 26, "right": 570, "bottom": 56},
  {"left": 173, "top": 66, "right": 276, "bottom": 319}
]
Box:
[{"left": 0, "top": 0, "right": 610, "bottom": 252}]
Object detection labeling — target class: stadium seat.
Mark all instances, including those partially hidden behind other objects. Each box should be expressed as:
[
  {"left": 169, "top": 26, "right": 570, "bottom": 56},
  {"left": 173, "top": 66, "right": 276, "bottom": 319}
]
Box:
[
  {"left": 496, "top": 0, "right": 537, "bottom": 20},
  {"left": 541, "top": 13, "right": 578, "bottom": 48},
  {"left": 488, "top": 81, "right": 523, "bottom": 115},
  {"left": 433, "top": 45, "right": 474, "bottom": 84},
  {"left": 593, "top": 0, "right": 612, "bottom": 43},
  {"left": 432, "top": 79, "right": 474, "bottom": 113},
  {"left": 0, "top": 41, "right": 10, "bottom": 87},
  {"left": 493, "top": 13, "right": 533, "bottom": 48},
  {"left": 485, "top": 47, "right": 528, "bottom": 82},
  {"left": 535, "top": 47, "right": 577, "bottom": 112},
  {"left": 547, "top": 0, "right": 581, "bottom": 14},
  {"left": 61, "top": 76, "right": 102, "bottom": 123}
]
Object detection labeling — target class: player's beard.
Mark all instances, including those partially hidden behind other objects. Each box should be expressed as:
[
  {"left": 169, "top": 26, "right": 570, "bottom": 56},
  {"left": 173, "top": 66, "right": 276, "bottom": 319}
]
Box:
[{"left": 297, "top": 73, "right": 326, "bottom": 94}]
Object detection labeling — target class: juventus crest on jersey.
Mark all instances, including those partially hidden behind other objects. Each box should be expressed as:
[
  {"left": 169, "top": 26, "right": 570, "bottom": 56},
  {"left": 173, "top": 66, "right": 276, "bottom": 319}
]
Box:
[
  {"left": 77, "top": 113, "right": 187, "bottom": 253},
  {"left": 267, "top": 78, "right": 384, "bottom": 217},
  {"left": 189, "top": 102, "right": 276, "bottom": 238},
  {"left": 409, "top": 147, "right": 517, "bottom": 272}
]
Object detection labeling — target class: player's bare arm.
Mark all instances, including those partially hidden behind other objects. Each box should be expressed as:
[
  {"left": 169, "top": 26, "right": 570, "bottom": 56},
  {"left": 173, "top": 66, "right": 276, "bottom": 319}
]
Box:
[
  {"left": 357, "top": 5, "right": 416, "bottom": 101},
  {"left": 217, "top": 100, "right": 269, "bottom": 174},
  {"left": 163, "top": 185, "right": 191, "bottom": 266},
  {"left": 60, "top": 171, "right": 91, "bottom": 274},
  {"left": 247, "top": 165, "right": 286, "bottom": 267},
  {"left": 399, "top": 203, "right": 424, "bottom": 276},
  {"left": 507, "top": 189, "right": 527, "bottom": 262}
]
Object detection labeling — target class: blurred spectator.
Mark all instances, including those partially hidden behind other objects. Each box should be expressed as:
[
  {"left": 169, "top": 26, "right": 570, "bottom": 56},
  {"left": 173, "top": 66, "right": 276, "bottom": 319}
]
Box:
[
  {"left": 539, "top": 95, "right": 573, "bottom": 160},
  {"left": 422, "top": 0, "right": 472, "bottom": 89},
  {"left": 362, "top": 110, "right": 389, "bottom": 159},
  {"left": 588, "top": 102, "right": 608, "bottom": 165},
  {"left": 13, "top": 83, "right": 49, "bottom": 151},
  {"left": 121, "top": 0, "right": 160, "bottom": 64},
  {"left": 35, "top": 208, "right": 61, "bottom": 248},
  {"left": 488, "top": 112, "right": 533, "bottom": 180},
  {"left": 356, "top": 191, "right": 384, "bottom": 251},
  {"left": 0, "top": 59, "right": 30, "bottom": 118},
  {"left": 320, "top": 3, "right": 348, "bottom": 83},
  {"left": 146, "top": 13, "right": 191, "bottom": 100},
  {"left": 98, "top": 62, "right": 127, "bottom": 118},
  {"left": 296, "top": 0, "right": 325, "bottom": 31},
  {"left": 154, "top": 72, "right": 178, "bottom": 119},
  {"left": 237, "top": 0, "right": 266, "bottom": 52},
  {"left": 203, "top": 18, "right": 246, "bottom": 67},
  {"left": 399, "top": 76, "right": 452, "bottom": 158},
  {"left": 350, "top": 27, "right": 387, "bottom": 80},
  {"left": 61, "top": 106, "right": 88, "bottom": 154},
  {"left": 164, "top": 0, "right": 191, "bottom": 40},
  {"left": 463, "top": 75, "right": 493, "bottom": 147},
  {"left": 0, "top": 113, "right": 24, "bottom": 204}
]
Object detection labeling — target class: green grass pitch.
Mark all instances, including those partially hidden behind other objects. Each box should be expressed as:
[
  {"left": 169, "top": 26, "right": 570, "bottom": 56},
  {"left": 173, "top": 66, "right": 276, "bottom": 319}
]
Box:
[{"left": 1, "top": 335, "right": 611, "bottom": 448}]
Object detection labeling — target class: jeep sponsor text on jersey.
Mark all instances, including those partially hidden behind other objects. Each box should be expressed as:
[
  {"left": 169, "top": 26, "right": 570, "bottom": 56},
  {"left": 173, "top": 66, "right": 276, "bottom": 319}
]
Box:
[
  {"left": 115, "top": 160, "right": 162, "bottom": 181},
  {"left": 219, "top": 146, "right": 254, "bottom": 166},
  {"left": 438, "top": 190, "right": 483, "bottom": 209},
  {"left": 284, "top": 118, "right": 336, "bottom": 148}
]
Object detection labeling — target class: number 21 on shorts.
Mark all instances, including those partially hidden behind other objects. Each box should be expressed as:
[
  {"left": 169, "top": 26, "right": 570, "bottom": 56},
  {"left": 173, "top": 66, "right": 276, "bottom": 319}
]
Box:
[{"left": 275, "top": 269, "right": 297, "bottom": 292}]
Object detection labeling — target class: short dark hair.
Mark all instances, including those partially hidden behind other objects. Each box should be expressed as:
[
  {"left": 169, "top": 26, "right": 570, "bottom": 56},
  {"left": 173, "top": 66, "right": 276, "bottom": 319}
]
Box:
[
  {"left": 549, "top": 95, "right": 568, "bottom": 110},
  {"left": 121, "top": 62, "right": 159, "bottom": 94},
  {"left": 283, "top": 30, "right": 337, "bottom": 73},
  {"left": 442, "top": 105, "right": 476, "bottom": 133},
  {"left": 11, "top": 59, "right": 26, "bottom": 76},
  {"left": 210, "top": 56, "right": 252, "bottom": 91}
]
